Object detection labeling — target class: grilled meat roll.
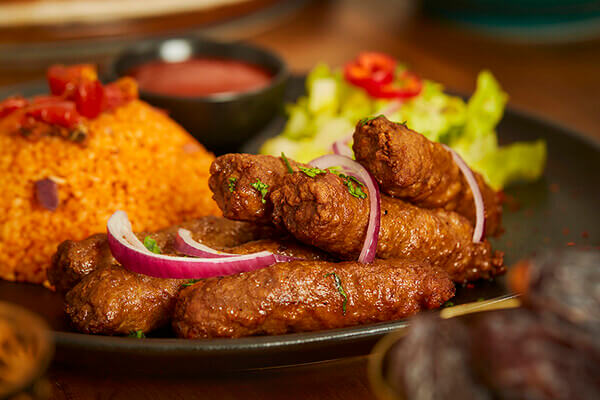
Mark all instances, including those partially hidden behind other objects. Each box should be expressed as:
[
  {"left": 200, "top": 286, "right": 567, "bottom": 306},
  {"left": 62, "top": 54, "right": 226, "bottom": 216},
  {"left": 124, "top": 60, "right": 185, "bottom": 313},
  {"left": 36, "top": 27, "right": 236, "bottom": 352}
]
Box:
[
  {"left": 173, "top": 258, "right": 455, "bottom": 339},
  {"left": 271, "top": 172, "right": 503, "bottom": 283},
  {"left": 353, "top": 116, "right": 502, "bottom": 236},
  {"left": 64, "top": 237, "right": 329, "bottom": 335},
  {"left": 209, "top": 154, "right": 303, "bottom": 224},
  {"left": 49, "top": 216, "right": 277, "bottom": 294}
]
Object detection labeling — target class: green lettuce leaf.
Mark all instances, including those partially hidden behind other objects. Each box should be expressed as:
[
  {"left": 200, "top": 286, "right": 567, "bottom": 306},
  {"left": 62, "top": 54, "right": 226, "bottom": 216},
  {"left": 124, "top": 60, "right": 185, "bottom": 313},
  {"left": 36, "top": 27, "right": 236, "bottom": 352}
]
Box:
[{"left": 261, "top": 64, "right": 546, "bottom": 189}]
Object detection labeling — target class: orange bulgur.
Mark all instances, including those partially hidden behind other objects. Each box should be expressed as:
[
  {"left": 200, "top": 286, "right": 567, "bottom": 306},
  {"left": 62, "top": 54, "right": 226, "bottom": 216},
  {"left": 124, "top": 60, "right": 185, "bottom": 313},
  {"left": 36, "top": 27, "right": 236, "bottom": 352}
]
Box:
[{"left": 0, "top": 100, "right": 220, "bottom": 284}]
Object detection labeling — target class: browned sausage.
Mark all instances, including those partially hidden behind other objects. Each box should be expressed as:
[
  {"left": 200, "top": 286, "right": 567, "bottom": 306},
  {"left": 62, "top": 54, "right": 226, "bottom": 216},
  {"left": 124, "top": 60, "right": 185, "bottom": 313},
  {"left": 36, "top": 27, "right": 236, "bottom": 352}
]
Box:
[
  {"left": 64, "top": 237, "right": 329, "bottom": 335},
  {"left": 208, "top": 153, "right": 302, "bottom": 223},
  {"left": 271, "top": 172, "right": 504, "bottom": 283},
  {"left": 48, "top": 216, "right": 278, "bottom": 294},
  {"left": 353, "top": 116, "right": 502, "bottom": 236},
  {"left": 173, "top": 258, "right": 455, "bottom": 339}
]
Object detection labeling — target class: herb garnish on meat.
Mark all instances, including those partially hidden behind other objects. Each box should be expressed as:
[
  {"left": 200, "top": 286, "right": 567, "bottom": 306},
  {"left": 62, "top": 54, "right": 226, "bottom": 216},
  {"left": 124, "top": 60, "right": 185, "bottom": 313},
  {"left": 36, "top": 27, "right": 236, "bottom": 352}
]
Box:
[
  {"left": 182, "top": 279, "right": 201, "bottom": 287},
  {"left": 332, "top": 172, "right": 367, "bottom": 199},
  {"left": 143, "top": 237, "right": 161, "bottom": 254},
  {"left": 359, "top": 114, "right": 384, "bottom": 126},
  {"left": 325, "top": 272, "right": 348, "bottom": 314},
  {"left": 251, "top": 180, "right": 269, "bottom": 203},
  {"left": 299, "top": 166, "right": 327, "bottom": 178},
  {"left": 128, "top": 330, "right": 146, "bottom": 338},
  {"left": 280, "top": 152, "right": 294, "bottom": 174},
  {"left": 228, "top": 177, "right": 237, "bottom": 192}
]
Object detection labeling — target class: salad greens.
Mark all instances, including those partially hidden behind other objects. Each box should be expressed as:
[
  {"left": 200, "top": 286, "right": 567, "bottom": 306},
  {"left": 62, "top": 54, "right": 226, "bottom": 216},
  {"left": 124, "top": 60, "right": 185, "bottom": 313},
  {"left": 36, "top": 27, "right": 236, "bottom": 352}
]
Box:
[{"left": 260, "top": 63, "right": 546, "bottom": 189}]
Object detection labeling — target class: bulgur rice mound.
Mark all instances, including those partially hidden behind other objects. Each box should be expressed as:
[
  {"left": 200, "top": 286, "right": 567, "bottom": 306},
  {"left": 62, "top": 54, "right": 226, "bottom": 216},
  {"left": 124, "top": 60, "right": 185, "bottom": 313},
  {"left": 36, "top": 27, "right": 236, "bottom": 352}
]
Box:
[{"left": 0, "top": 100, "right": 220, "bottom": 284}]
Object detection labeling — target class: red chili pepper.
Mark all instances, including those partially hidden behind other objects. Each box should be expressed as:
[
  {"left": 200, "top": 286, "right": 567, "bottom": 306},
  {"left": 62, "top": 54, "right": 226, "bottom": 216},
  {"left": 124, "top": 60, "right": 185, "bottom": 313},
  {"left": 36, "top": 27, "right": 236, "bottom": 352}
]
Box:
[
  {"left": 26, "top": 101, "right": 82, "bottom": 128},
  {"left": 366, "top": 71, "right": 423, "bottom": 99},
  {"left": 0, "top": 96, "right": 28, "bottom": 118},
  {"left": 344, "top": 52, "right": 396, "bottom": 91}
]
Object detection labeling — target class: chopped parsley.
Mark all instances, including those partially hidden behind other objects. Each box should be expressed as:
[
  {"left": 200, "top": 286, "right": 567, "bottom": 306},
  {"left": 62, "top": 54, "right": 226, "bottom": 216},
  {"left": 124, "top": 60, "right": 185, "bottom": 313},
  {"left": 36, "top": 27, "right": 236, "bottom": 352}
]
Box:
[
  {"left": 280, "top": 152, "right": 294, "bottom": 174},
  {"left": 298, "top": 166, "right": 327, "bottom": 178},
  {"left": 182, "top": 279, "right": 201, "bottom": 287},
  {"left": 325, "top": 272, "right": 348, "bottom": 314},
  {"left": 332, "top": 172, "right": 367, "bottom": 199},
  {"left": 228, "top": 177, "right": 237, "bottom": 193},
  {"left": 344, "top": 179, "right": 367, "bottom": 199},
  {"left": 442, "top": 301, "right": 455, "bottom": 308},
  {"left": 251, "top": 180, "right": 269, "bottom": 204},
  {"left": 128, "top": 330, "right": 146, "bottom": 338},
  {"left": 359, "top": 114, "right": 384, "bottom": 126},
  {"left": 143, "top": 236, "right": 161, "bottom": 254},
  {"left": 398, "top": 120, "right": 408, "bottom": 126}
]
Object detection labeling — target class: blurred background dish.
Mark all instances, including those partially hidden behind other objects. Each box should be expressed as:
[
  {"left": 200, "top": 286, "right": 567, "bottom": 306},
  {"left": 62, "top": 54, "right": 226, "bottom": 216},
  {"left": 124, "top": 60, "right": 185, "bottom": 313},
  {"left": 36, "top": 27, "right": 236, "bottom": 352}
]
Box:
[
  {"left": 0, "top": 302, "right": 53, "bottom": 400},
  {"left": 111, "top": 37, "right": 288, "bottom": 152}
]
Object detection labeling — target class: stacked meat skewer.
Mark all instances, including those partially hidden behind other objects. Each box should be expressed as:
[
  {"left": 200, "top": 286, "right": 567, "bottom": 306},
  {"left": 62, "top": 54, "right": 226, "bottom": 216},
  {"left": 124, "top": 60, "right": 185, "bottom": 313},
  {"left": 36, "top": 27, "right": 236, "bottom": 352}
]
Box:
[{"left": 48, "top": 116, "right": 505, "bottom": 338}]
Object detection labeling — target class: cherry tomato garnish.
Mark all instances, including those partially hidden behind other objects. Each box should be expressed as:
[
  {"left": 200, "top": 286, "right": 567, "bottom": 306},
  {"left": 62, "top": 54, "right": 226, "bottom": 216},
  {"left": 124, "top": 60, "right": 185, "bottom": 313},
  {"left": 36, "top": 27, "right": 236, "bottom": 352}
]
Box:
[
  {"left": 26, "top": 101, "right": 82, "bottom": 128},
  {"left": 74, "top": 80, "right": 104, "bottom": 118},
  {"left": 47, "top": 64, "right": 98, "bottom": 97},
  {"left": 0, "top": 96, "right": 28, "bottom": 118},
  {"left": 103, "top": 77, "right": 138, "bottom": 111}
]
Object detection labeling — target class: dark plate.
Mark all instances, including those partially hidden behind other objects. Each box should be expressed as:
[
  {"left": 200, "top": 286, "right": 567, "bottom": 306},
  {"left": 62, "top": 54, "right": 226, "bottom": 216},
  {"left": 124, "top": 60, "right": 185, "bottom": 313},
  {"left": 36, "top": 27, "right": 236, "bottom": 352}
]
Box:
[{"left": 0, "top": 76, "right": 598, "bottom": 374}]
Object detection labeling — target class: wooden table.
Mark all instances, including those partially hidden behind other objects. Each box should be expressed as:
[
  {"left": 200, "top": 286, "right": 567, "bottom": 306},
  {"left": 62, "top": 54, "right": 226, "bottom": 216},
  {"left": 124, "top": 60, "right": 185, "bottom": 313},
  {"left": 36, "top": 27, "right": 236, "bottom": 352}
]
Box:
[{"left": 2, "top": 1, "right": 599, "bottom": 399}]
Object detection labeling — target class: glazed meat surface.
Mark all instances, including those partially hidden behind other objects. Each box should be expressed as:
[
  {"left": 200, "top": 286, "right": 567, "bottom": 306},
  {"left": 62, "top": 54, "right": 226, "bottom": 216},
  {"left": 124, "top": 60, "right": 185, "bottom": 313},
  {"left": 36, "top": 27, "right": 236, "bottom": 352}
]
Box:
[
  {"left": 353, "top": 116, "right": 502, "bottom": 236},
  {"left": 209, "top": 154, "right": 302, "bottom": 223},
  {"left": 48, "top": 216, "right": 277, "bottom": 294},
  {"left": 271, "top": 172, "right": 504, "bottom": 283},
  {"left": 173, "top": 258, "right": 455, "bottom": 339},
  {"left": 65, "top": 264, "right": 183, "bottom": 335},
  {"left": 64, "top": 237, "right": 329, "bottom": 335}
]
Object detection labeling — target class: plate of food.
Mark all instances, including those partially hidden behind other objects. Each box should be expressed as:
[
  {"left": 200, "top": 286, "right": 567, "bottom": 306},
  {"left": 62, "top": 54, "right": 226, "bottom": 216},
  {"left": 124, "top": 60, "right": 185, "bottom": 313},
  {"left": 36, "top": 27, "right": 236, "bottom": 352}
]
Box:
[{"left": 0, "top": 49, "right": 597, "bottom": 374}]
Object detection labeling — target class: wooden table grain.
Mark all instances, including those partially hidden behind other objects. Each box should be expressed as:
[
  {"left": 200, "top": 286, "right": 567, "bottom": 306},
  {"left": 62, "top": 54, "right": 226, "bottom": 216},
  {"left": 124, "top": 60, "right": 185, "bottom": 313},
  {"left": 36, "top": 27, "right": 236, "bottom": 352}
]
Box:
[{"left": 1, "top": 1, "right": 599, "bottom": 399}]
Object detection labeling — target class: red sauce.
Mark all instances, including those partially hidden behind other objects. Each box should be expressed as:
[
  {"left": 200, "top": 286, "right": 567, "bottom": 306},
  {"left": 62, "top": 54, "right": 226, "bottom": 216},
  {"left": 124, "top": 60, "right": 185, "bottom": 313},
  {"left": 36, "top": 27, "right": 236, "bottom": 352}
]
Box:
[{"left": 129, "top": 58, "right": 273, "bottom": 97}]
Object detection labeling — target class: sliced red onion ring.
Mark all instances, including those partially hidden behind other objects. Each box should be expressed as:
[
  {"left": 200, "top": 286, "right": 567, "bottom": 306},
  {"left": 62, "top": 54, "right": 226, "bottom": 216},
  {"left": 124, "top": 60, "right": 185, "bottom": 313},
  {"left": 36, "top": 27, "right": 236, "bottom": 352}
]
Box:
[
  {"left": 309, "top": 155, "right": 381, "bottom": 263},
  {"left": 107, "top": 211, "right": 292, "bottom": 279},
  {"left": 331, "top": 100, "right": 402, "bottom": 157},
  {"left": 176, "top": 228, "right": 296, "bottom": 263},
  {"left": 442, "top": 145, "right": 485, "bottom": 242},
  {"left": 331, "top": 140, "right": 354, "bottom": 158},
  {"left": 175, "top": 229, "right": 238, "bottom": 258}
]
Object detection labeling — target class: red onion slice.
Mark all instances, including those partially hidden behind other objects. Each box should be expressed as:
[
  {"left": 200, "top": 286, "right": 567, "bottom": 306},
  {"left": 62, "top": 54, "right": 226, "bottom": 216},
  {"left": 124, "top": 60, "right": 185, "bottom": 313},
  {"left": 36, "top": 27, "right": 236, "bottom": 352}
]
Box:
[
  {"left": 176, "top": 229, "right": 239, "bottom": 258},
  {"left": 331, "top": 100, "right": 402, "bottom": 157},
  {"left": 442, "top": 145, "right": 485, "bottom": 242},
  {"left": 107, "top": 211, "right": 289, "bottom": 279},
  {"left": 176, "top": 228, "right": 297, "bottom": 263},
  {"left": 309, "top": 155, "right": 381, "bottom": 263},
  {"left": 35, "top": 178, "right": 59, "bottom": 211},
  {"left": 331, "top": 140, "right": 354, "bottom": 158}
]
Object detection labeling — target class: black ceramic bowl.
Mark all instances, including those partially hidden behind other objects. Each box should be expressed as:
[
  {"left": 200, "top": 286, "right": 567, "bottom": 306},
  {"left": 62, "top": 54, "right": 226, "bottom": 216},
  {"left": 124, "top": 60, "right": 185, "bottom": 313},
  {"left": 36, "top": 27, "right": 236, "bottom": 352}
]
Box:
[{"left": 111, "top": 37, "right": 288, "bottom": 153}]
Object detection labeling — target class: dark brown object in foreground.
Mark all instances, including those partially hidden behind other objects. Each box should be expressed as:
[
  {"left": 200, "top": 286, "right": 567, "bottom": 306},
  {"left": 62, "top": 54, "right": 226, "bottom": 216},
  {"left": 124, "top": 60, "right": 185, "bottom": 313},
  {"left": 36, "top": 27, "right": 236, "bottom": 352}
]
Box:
[
  {"left": 173, "top": 258, "right": 455, "bottom": 339},
  {"left": 353, "top": 116, "right": 502, "bottom": 236},
  {"left": 387, "top": 310, "right": 600, "bottom": 400},
  {"left": 271, "top": 172, "right": 503, "bottom": 283},
  {"left": 386, "top": 314, "right": 491, "bottom": 400},
  {"left": 209, "top": 153, "right": 303, "bottom": 223},
  {"left": 48, "top": 216, "right": 277, "bottom": 294},
  {"left": 473, "top": 309, "right": 600, "bottom": 400},
  {"left": 509, "top": 248, "right": 600, "bottom": 337}
]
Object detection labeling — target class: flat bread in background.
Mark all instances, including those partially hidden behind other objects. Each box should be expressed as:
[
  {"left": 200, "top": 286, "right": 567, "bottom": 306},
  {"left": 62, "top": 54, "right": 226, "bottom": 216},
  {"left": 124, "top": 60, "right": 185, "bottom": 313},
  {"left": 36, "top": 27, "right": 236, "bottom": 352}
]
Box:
[{"left": 0, "top": 0, "right": 250, "bottom": 27}]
